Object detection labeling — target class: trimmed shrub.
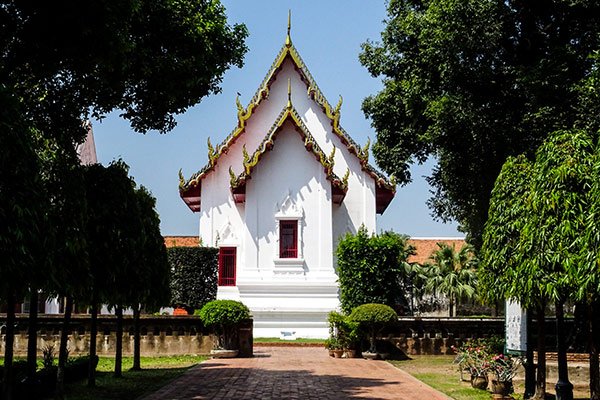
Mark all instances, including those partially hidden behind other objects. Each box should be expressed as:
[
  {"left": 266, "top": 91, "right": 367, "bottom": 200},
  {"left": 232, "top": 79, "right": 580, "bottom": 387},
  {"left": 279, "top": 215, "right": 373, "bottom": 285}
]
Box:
[
  {"left": 336, "top": 227, "right": 416, "bottom": 314},
  {"left": 197, "top": 300, "right": 250, "bottom": 349},
  {"left": 349, "top": 303, "right": 398, "bottom": 353},
  {"left": 168, "top": 246, "right": 218, "bottom": 312}
]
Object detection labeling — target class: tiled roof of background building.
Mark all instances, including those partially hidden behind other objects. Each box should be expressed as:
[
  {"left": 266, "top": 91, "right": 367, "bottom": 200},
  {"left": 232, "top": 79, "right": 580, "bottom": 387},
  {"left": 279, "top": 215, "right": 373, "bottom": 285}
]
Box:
[
  {"left": 162, "top": 236, "right": 466, "bottom": 263},
  {"left": 407, "top": 238, "right": 466, "bottom": 265},
  {"left": 163, "top": 236, "right": 199, "bottom": 248}
]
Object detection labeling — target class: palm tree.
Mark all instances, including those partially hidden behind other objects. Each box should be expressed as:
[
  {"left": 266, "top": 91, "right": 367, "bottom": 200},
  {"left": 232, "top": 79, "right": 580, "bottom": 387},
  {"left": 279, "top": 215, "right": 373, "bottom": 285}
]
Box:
[{"left": 424, "top": 243, "right": 477, "bottom": 317}]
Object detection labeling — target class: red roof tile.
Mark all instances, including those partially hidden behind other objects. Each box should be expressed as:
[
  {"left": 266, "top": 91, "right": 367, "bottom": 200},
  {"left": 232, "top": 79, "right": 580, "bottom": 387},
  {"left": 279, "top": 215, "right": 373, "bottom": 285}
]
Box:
[
  {"left": 164, "top": 236, "right": 199, "bottom": 248},
  {"left": 407, "top": 238, "right": 466, "bottom": 265}
]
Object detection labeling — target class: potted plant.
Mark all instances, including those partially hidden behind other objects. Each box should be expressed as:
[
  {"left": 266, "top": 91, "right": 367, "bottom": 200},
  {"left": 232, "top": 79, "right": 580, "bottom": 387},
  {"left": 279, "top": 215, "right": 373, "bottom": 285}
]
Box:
[
  {"left": 489, "top": 354, "right": 521, "bottom": 397},
  {"left": 197, "top": 299, "right": 250, "bottom": 358},
  {"left": 325, "top": 337, "right": 344, "bottom": 358},
  {"left": 452, "top": 341, "right": 490, "bottom": 390},
  {"left": 348, "top": 303, "right": 398, "bottom": 360},
  {"left": 339, "top": 319, "right": 360, "bottom": 358}
]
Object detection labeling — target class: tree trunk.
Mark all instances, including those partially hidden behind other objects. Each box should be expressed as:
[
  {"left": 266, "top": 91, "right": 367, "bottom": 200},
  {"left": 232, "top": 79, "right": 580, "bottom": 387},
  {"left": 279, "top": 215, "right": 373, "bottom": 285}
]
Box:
[
  {"left": 114, "top": 306, "right": 123, "bottom": 378},
  {"left": 2, "top": 293, "right": 17, "bottom": 400},
  {"left": 589, "top": 301, "right": 600, "bottom": 400},
  {"left": 26, "top": 288, "right": 39, "bottom": 382},
  {"left": 87, "top": 300, "right": 98, "bottom": 387},
  {"left": 132, "top": 305, "right": 141, "bottom": 371},
  {"left": 534, "top": 303, "right": 547, "bottom": 400},
  {"left": 524, "top": 309, "right": 536, "bottom": 399},
  {"left": 55, "top": 295, "right": 73, "bottom": 400},
  {"left": 554, "top": 300, "right": 573, "bottom": 400},
  {"left": 448, "top": 295, "right": 454, "bottom": 317}
]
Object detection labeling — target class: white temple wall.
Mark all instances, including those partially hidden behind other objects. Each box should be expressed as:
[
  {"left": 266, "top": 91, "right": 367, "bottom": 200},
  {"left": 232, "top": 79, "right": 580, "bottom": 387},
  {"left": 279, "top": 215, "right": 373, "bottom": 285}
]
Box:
[{"left": 243, "top": 121, "right": 333, "bottom": 279}]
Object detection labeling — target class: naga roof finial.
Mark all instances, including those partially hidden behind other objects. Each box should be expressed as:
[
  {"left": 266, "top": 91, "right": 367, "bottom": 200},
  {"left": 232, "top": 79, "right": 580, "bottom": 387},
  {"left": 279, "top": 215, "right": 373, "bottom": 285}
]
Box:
[{"left": 285, "top": 10, "right": 292, "bottom": 47}]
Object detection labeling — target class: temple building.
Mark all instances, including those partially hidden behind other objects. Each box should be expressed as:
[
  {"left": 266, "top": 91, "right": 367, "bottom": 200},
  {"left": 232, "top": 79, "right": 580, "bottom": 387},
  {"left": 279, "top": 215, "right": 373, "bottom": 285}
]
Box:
[{"left": 179, "top": 17, "right": 395, "bottom": 338}]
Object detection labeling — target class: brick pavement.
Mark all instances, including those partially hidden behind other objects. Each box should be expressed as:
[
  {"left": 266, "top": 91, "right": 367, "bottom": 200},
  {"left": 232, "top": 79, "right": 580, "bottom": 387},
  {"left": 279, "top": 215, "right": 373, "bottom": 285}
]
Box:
[{"left": 141, "top": 346, "right": 450, "bottom": 400}]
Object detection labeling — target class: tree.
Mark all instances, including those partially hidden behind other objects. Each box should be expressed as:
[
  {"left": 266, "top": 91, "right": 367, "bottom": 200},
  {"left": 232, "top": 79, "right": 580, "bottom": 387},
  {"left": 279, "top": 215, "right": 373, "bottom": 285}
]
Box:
[
  {"left": 42, "top": 154, "right": 90, "bottom": 400},
  {"left": 336, "top": 227, "right": 416, "bottom": 314},
  {"left": 480, "top": 155, "right": 549, "bottom": 398},
  {"left": 423, "top": 243, "right": 477, "bottom": 317},
  {"left": 480, "top": 130, "right": 597, "bottom": 399},
  {"left": 360, "top": 0, "right": 600, "bottom": 247},
  {"left": 0, "top": 88, "right": 46, "bottom": 400},
  {"left": 348, "top": 303, "right": 398, "bottom": 353},
  {"left": 129, "top": 186, "right": 171, "bottom": 371},
  {"left": 198, "top": 300, "right": 250, "bottom": 350},
  {"left": 82, "top": 161, "right": 141, "bottom": 383}
]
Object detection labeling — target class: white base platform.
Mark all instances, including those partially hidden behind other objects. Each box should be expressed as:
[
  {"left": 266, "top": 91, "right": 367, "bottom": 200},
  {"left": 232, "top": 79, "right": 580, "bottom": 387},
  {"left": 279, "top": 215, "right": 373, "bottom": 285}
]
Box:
[{"left": 217, "top": 280, "right": 340, "bottom": 339}]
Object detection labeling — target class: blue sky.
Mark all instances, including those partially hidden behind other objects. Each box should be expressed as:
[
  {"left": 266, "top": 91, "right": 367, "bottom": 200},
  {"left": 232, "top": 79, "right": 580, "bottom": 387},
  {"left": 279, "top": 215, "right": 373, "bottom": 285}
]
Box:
[{"left": 93, "top": 1, "right": 462, "bottom": 238}]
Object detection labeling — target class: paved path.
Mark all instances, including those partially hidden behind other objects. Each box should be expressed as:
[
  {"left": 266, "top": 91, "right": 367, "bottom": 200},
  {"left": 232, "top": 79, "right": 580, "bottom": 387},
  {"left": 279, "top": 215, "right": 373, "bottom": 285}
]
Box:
[{"left": 142, "top": 346, "right": 449, "bottom": 400}]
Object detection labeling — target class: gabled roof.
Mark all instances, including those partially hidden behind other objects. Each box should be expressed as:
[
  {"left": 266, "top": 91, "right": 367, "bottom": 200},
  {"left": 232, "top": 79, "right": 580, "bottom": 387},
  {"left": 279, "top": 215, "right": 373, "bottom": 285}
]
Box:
[
  {"left": 180, "top": 25, "right": 395, "bottom": 213},
  {"left": 228, "top": 104, "right": 349, "bottom": 205}
]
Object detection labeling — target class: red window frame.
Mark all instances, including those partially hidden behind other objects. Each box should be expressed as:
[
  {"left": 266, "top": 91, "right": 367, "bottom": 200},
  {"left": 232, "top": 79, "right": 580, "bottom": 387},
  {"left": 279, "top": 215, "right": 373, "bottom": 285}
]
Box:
[
  {"left": 218, "top": 247, "right": 236, "bottom": 286},
  {"left": 279, "top": 220, "right": 298, "bottom": 258}
]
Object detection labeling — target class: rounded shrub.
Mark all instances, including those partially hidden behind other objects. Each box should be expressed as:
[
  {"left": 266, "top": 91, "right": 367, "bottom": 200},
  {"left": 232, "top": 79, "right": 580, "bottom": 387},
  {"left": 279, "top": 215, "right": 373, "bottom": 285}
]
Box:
[
  {"left": 197, "top": 300, "right": 250, "bottom": 327},
  {"left": 197, "top": 300, "right": 250, "bottom": 349},
  {"left": 349, "top": 303, "right": 398, "bottom": 353},
  {"left": 349, "top": 303, "right": 398, "bottom": 325}
]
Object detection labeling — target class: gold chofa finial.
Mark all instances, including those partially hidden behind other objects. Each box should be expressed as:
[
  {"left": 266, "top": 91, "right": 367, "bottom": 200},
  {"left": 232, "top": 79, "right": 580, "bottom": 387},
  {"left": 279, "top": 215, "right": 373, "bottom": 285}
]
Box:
[
  {"left": 287, "top": 78, "right": 292, "bottom": 109},
  {"left": 285, "top": 10, "right": 292, "bottom": 47}
]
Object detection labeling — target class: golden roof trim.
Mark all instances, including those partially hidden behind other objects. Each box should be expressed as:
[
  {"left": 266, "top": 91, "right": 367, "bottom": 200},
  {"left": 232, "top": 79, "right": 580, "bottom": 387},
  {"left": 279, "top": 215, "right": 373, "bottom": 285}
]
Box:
[
  {"left": 180, "top": 34, "right": 395, "bottom": 196},
  {"left": 229, "top": 105, "right": 347, "bottom": 193}
]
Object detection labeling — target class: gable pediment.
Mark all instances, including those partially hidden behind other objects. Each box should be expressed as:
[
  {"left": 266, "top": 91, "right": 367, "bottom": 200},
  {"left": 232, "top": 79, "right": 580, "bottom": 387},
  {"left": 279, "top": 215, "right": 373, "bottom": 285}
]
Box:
[{"left": 180, "top": 24, "right": 395, "bottom": 213}]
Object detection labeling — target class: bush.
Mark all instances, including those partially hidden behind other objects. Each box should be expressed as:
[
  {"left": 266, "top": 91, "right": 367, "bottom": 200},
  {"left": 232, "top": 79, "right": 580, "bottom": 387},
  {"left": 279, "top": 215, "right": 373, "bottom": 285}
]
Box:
[
  {"left": 197, "top": 300, "right": 250, "bottom": 349},
  {"left": 349, "top": 303, "right": 398, "bottom": 353},
  {"left": 0, "top": 360, "right": 27, "bottom": 385},
  {"left": 336, "top": 227, "right": 416, "bottom": 314},
  {"left": 64, "top": 355, "right": 99, "bottom": 383},
  {"left": 327, "top": 311, "right": 359, "bottom": 350},
  {"left": 168, "top": 246, "right": 218, "bottom": 312}
]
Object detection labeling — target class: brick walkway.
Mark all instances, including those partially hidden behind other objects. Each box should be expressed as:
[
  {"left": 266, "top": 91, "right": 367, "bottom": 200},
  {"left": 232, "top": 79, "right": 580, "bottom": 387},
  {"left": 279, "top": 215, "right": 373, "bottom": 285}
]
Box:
[{"left": 141, "top": 346, "right": 450, "bottom": 400}]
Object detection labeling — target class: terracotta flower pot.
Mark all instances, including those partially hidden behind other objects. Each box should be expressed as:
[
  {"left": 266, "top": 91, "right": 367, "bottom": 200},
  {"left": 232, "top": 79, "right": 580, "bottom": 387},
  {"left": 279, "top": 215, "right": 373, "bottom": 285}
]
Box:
[
  {"left": 491, "top": 380, "right": 512, "bottom": 396},
  {"left": 470, "top": 374, "right": 488, "bottom": 390},
  {"left": 343, "top": 349, "right": 357, "bottom": 358},
  {"left": 332, "top": 349, "right": 344, "bottom": 358}
]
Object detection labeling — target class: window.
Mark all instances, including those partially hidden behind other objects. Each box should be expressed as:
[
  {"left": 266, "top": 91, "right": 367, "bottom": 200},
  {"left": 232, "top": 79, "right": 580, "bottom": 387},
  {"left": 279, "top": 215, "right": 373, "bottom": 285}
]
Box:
[
  {"left": 218, "top": 247, "right": 236, "bottom": 286},
  {"left": 279, "top": 220, "right": 298, "bottom": 258}
]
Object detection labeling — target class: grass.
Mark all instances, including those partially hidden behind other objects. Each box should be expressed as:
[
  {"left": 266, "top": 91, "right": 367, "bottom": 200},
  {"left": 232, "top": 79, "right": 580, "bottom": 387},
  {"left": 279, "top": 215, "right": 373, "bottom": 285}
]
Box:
[
  {"left": 254, "top": 337, "right": 326, "bottom": 344},
  {"left": 42, "top": 355, "right": 207, "bottom": 400},
  {"left": 388, "top": 355, "right": 523, "bottom": 400}
]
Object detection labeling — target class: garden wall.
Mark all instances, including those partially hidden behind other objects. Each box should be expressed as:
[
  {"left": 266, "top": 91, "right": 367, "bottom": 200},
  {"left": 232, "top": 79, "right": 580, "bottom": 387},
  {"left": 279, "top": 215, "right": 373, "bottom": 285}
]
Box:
[
  {"left": 0, "top": 314, "right": 253, "bottom": 357},
  {"left": 383, "top": 317, "right": 576, "bottom": 355}
]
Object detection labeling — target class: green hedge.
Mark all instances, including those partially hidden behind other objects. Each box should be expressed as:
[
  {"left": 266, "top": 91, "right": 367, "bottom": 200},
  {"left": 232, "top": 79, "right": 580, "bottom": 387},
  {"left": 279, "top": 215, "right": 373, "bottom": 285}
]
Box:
[
  {"left": 336, "top": 227, "right": 415, "bottom": 314},
  {"left": 168, "top": 246, "right": 218, "bottom": 312}
]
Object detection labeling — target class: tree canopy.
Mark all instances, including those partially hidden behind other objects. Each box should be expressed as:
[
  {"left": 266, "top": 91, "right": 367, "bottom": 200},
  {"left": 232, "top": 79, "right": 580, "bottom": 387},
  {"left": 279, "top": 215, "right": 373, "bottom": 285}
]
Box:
[
  {"left": 360, "top": 0, "right": 600, "bottom": 247},
  {"left": 0, "top": 0, "right": 248, "bottom": 145}
]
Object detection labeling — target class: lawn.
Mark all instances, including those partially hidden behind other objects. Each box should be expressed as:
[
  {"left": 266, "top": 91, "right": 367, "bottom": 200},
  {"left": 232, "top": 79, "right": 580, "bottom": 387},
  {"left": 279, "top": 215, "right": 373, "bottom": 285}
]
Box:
[
  {"left": 388, "top": 355, "right": 522, "bottom": 400},
  {"left": 33, "top": 355, "right": 207, "bottom": 400}
]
